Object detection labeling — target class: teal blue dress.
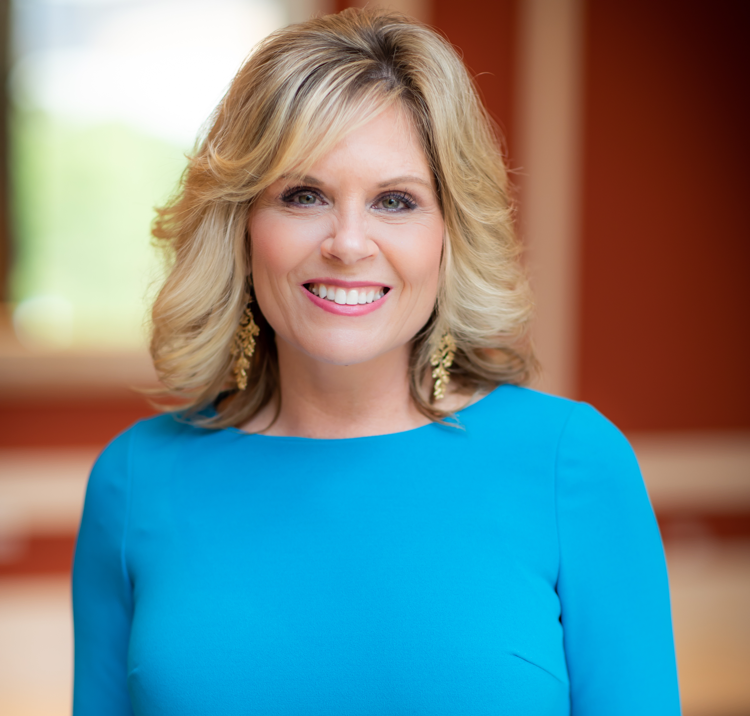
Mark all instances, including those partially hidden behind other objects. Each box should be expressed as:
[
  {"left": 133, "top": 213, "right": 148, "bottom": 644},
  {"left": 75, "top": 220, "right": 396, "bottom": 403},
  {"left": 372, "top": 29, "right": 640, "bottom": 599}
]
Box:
[{"left": 72, "top": 386, "right": 680, "bottom": 714}]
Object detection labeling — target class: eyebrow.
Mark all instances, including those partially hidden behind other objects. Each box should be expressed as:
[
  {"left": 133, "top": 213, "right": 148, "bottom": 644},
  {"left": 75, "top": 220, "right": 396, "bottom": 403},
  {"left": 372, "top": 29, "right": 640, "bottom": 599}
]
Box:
[
  {"left": 282, "top": 174, "right": 432, "bottom": 189},
  {"left": 285, "top": 174, "right": 323, "bottom": 187},
  {"left": 377, "top": 175, "right": 433, "bottom": 189}
]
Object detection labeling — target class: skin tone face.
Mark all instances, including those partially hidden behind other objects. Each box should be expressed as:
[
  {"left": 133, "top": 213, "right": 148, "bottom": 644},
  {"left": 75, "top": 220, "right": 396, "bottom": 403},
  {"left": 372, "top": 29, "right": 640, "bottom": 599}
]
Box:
[{"left": 243, "top": 105, "right": 447, "bottom": 438}]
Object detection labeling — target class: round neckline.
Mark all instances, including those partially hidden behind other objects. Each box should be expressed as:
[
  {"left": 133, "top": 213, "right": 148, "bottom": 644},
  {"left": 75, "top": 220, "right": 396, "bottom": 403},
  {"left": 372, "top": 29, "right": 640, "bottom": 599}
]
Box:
[{"left": 223, "top": 384, "right": 503, "bottom": 443}]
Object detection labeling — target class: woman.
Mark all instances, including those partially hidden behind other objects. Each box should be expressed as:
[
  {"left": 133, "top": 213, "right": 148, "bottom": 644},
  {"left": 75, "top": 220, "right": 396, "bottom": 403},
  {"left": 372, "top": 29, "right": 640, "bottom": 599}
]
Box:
[{"left": 73, "top": 9, "right": 680, "bottom": 715}]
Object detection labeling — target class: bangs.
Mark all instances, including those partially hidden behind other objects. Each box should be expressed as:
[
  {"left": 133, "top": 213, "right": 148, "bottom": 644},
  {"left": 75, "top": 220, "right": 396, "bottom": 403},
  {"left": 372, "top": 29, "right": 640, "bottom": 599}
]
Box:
[{"left": 261, "top": 71, "right": 406, "bottom": 188}]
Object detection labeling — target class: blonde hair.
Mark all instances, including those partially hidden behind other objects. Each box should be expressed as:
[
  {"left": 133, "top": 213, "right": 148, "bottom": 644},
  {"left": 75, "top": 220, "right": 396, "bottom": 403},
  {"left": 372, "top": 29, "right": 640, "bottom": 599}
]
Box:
[{"left": 150, "top": 7, "right": 535, "bottom": 428}]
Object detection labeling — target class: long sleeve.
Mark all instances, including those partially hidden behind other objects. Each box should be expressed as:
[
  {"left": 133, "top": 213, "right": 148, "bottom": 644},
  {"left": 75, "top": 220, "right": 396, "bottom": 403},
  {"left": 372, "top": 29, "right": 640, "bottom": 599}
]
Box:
[
  {"left": 555, "top": 402, "right": 681, "bottom": 715},
  {"left": 72, "top": 430, "right": 135, "bottom": 716}
]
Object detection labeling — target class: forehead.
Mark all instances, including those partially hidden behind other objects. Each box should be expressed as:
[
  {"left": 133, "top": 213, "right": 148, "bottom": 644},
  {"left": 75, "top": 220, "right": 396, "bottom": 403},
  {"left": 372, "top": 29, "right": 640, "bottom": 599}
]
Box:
[
  {"left": 316, "top": 107, "right": 427, "bottom": 173},
  {"left": 279, "top": 105, "right": 433, "bottom": 188}
]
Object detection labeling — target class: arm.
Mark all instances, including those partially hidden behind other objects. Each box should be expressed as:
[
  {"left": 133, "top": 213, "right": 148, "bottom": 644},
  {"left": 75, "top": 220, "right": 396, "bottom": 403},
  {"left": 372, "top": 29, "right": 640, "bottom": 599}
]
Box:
[
  {"left": 72, "top": 430, "right": 134, "bottom": 715},
  {"left": 555, "top": 403, "right": 680, "bottom": 715}
]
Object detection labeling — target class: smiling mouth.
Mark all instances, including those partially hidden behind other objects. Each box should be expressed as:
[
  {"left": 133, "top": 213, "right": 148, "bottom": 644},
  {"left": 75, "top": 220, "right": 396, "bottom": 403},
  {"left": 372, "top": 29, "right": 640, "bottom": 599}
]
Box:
[{"left": 305, "top": 283, "right": 390, "bottom": 306}]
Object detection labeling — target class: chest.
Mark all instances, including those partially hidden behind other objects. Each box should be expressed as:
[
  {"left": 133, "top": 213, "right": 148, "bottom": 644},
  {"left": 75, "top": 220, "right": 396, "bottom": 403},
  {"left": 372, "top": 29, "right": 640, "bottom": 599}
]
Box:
[{"left": 125, "top": 440, "right": 569, "bottom": 714}]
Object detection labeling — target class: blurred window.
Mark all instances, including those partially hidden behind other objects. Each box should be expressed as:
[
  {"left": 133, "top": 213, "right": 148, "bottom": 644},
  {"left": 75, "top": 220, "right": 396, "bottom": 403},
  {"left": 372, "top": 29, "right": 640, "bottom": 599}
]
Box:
[{"left": 9, "top": 0, "right": 288, "bottom": 351}]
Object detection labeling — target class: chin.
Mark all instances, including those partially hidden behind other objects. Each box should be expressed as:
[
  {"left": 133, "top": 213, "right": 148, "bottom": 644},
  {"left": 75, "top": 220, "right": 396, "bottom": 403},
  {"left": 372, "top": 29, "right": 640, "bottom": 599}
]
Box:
[{"left": 300, "top": 340, "right": 396, "bottom": 368}]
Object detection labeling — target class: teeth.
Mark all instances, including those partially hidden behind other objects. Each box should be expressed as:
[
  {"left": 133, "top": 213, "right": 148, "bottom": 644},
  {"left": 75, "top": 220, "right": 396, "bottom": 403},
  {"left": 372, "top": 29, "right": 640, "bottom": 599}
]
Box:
[{"left": 308, "top": 283, "right": 386, "bottom": 305}]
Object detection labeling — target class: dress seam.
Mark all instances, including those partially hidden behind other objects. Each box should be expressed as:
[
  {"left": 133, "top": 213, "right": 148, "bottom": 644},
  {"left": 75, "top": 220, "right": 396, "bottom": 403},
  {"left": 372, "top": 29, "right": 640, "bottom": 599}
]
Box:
[
  {"left": 120, "top": 427, "right": 135, "bottom": 602},
  {"left": 552, "top": 401, "right": 579, "bottom": 590}
]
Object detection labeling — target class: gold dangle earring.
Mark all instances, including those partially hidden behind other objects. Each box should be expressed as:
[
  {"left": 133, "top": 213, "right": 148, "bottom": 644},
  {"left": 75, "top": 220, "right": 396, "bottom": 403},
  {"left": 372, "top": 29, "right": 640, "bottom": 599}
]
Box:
[
  {"left": 430, "top": 331, "right": 456, "bottom": 401},
  {"left": 230, "top": 298, "right": 260, "bottom": 390}
]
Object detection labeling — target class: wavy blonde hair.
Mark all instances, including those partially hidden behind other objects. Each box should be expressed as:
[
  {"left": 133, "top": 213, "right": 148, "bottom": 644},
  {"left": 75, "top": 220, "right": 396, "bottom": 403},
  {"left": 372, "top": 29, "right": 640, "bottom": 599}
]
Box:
[{"left": 150, "top": 7, "right": 535, "bottom": 428}]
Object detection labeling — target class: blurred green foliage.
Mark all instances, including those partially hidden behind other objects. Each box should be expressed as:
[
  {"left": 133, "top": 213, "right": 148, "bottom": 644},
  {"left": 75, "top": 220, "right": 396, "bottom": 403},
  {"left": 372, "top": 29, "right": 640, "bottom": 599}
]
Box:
[{"left": 10, "top": 107, "right": 188, "bottom": 349}]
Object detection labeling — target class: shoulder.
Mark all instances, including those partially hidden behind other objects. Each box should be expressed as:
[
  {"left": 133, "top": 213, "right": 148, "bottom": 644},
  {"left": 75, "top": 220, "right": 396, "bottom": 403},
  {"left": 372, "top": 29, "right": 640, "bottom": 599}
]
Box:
[
  {"left": 88, "top": 413, "right": 212, "bottom": 494},
  {"left": 483, "top": 384, "right": 576, "bottom": 418},
  {"left": 76, "top": 416, "right": 195, "bottom": 570},
  {"left": 476, "top": 389, "right": 654, "bottom": 535},
  {"left": 555, "top": 401, "right": 641, "bottom": 487},
  {"left": 546, "top": 400, "right": 648, "bottom": 513},
  {"left": 460, "top": 384, "right": 577, "bottom": 444},
  {"left": 463, "top": 385, "right": 641, "bottom": 482},
  {"left": 469, "top": 384, "right": 630, "bottom": 444},
  {"left": 94, "top": 411, "right": 194, "bottom": 461}
]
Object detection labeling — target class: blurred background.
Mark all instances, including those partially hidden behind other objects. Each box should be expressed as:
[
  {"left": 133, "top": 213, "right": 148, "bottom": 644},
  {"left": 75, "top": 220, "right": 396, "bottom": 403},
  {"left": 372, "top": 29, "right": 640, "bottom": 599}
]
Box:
[{"left": 0, "top": 0, "right": 747, "bottom": 714}]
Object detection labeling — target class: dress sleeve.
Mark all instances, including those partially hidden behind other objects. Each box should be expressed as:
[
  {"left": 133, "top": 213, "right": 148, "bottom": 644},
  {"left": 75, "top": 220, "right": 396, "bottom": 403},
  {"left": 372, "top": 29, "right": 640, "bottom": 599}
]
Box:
[
  {"left": 72, "top": 430, "right": 135, "bottom": 716},
  {"left": 555, "top": 403, "right": 681, "bottom": 715}
]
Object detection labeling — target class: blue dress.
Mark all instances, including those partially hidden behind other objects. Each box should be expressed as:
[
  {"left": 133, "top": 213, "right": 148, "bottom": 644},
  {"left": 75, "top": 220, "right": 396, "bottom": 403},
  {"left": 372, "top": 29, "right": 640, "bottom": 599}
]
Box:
[{"left": 72, "top": 385, "right": 681, "bottom": 715}]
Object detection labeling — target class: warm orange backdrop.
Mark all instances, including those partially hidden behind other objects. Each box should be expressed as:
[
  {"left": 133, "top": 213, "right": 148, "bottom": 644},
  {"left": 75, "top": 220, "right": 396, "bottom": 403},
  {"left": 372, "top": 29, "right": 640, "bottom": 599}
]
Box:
[
  {"left": 578, "top": 0, "right": 750, "bottom": 430},
  {"left": 432, "top": 0, "right": 518, "bottom": 164}
]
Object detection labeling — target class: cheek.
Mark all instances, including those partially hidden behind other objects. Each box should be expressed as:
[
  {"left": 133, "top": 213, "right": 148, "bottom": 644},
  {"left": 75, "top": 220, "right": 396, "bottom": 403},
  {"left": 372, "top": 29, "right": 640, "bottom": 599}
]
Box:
[
  {"left": 401, "top": 220, "right": 444, "bottom": 302},
  {"left": 247, "top": 213, "right": 300, "bottom": 337},
  {"left": 249, "top": 210, "right": 327, "bottom": 282},
  {"left": 248, "top": 213, "right": 290, "bottom": 282}
]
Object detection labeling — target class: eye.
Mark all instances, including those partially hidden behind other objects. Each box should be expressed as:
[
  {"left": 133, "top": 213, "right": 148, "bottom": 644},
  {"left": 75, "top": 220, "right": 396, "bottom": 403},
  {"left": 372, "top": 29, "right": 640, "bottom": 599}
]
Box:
[
  {"left": 377, "top": 192, "right": 416, "bottom": 212},
  {"left": 295, "top": 192, "right": 317, "bottom": 205},
  {"left": 281, "top": 187, "right": 324, "bottom": 206}
]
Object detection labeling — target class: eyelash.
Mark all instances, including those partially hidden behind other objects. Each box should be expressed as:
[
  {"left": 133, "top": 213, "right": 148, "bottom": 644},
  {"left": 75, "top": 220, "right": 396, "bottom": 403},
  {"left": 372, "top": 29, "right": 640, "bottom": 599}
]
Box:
[
  {"left": 280, "top": 186, "right": 324, "bottom": 205},
  {"left": 381, "top": 191, "right": 417, "bottom": 211},
  {"left": 280, "top": 186, "right": 417, "bottom": 211}
]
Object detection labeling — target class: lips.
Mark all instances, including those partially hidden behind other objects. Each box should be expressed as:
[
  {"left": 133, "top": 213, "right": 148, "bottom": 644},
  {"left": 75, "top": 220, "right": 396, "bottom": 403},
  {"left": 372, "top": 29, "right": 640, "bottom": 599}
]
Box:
[
  {"left": 305, "top": 282, "right": 388, "bottom": 305},
  {"left": 301, "top": 279, "right": 391, "bottom": 316}
]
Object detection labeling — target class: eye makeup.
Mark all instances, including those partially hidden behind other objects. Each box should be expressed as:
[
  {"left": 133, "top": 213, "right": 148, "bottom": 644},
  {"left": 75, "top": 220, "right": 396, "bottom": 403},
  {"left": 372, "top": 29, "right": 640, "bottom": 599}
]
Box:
[{"left": 279, "top": 185, "right": 418, "bottom": 212}]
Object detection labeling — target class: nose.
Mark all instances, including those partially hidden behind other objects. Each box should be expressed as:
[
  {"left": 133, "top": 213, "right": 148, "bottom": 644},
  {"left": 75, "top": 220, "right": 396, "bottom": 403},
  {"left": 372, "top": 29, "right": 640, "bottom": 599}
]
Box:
[{"left": 320, "top": 207, "right": 378, "bottom": 265}]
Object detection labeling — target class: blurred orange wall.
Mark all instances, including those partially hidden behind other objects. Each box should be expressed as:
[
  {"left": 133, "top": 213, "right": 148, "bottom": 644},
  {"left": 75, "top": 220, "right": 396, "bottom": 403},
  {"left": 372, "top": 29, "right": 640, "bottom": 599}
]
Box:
[{"left": 578, "top": 0, "right": 750, "bottom": 431}]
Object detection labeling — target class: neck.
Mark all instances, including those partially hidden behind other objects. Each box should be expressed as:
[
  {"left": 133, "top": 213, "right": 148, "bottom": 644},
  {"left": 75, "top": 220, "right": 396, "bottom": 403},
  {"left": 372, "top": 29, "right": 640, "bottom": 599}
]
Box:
[{"left": 245, "top": 338, "right": 429, "bottom": 439}]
